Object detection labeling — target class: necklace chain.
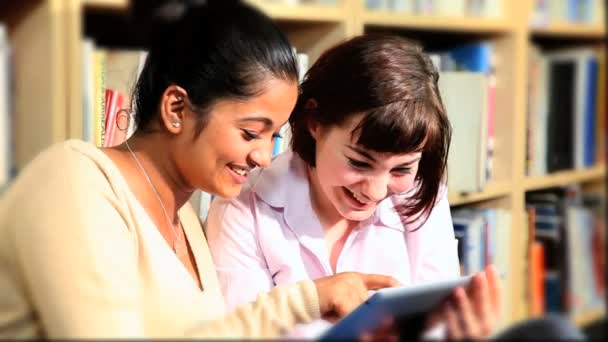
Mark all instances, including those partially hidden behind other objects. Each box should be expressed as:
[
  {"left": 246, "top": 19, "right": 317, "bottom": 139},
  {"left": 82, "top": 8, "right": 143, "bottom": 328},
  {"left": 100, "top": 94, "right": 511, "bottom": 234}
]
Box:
[{"left": 125, "top": 139, "right": 182, "bottom": 253}]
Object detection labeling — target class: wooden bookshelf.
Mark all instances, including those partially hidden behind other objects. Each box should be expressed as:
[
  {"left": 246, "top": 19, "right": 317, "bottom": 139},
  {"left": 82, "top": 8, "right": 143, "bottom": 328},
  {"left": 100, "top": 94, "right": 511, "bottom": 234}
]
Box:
[
  {"left": 246, "top": 0, "right": 348, "bottom": 23},
  {"left": 449, "top": 181, "right": 512, "bottom": 206},
  {"left": 361, "top": 11, "right": 513, "bottom": 33},
  {"left": 524, "top": 164, "right": 606, "bottom": 191},
  {"left": 574, "top": 308, "right": 606, "bottom": 327},
  {"left": 4, "top": 0, "right": 606, "bottom": 334},
  {"left": 82, "top": 0, "right": 128, "bottom": 9},
  {"left": 530, "top": 23, "right": 606, "bottom": 38}
]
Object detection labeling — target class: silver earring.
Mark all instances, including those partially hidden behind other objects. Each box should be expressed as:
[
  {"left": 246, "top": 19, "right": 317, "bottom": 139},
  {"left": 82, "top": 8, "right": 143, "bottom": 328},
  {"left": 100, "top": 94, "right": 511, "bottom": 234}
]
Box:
[{"left": 171, "top": 121, "right": 181, "bottom": 128}]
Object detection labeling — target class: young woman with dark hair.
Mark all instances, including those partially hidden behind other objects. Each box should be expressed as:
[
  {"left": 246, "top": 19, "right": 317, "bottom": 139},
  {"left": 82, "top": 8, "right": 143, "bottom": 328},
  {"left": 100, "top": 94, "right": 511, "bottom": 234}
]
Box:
[
  {"left": 0, "top": 1, "right": 398, "bottom": 338},
  {"left": 206, "top": 33, "right": 502, "bottom": 339}
]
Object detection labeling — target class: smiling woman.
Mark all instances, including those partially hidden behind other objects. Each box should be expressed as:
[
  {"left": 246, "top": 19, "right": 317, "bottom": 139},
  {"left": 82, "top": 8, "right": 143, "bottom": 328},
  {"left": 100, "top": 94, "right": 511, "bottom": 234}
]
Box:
[
  {"left": 0, "top": 1, "right": 399, "bottom": 339},
  {"left": 205, "top": 33, "right": 503, "bottom": 339}
]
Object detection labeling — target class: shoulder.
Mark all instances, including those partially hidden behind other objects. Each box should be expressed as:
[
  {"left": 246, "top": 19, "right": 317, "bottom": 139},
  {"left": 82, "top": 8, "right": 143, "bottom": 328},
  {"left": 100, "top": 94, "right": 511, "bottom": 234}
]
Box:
[
  {"left": 387, "top": 184, "right": 451, "bottom": 231},
  {"left": 13, "top": 139, "right": 124, "bottom": 189},
  {"left": 1, "top": 140, "right": 129, "bottom": 223}
]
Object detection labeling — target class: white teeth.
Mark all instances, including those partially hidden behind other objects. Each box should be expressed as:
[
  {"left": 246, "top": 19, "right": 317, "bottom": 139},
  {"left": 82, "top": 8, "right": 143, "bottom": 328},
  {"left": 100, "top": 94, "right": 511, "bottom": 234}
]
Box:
[
  {"left": 230, "top": 165, "right": 248, "bottom": 176},
  {"left": 348, "top": 188, "right": 369, "bottom": 204}
]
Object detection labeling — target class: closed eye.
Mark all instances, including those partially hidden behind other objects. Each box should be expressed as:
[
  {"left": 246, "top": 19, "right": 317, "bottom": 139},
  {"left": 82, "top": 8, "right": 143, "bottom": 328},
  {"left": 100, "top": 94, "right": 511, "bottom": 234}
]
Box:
[
  {"left": 392, "top": 168, "right": 412, "bottom": 175},
  {"left": 347, "top": 158, "right": 371, "bottom": 170},
  {"left": 241, "top": 129, "right": 260, "bottom": 141}
]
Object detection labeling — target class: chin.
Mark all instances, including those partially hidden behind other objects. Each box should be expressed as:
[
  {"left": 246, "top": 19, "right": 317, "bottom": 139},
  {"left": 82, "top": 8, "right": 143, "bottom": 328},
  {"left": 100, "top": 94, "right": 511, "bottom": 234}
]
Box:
[
  {"left": 210, "top": 184, "right": 242, "bottom": 199},
  {"left": 339, "top": 208, "right": 375, "bottom": 222}
]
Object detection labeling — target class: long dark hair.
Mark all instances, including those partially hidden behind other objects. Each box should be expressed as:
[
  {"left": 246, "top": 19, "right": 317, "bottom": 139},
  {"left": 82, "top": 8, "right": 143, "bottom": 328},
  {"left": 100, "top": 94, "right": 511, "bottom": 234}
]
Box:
[{"left": 133, "top": 0, "right": 298, "bottom": 137}]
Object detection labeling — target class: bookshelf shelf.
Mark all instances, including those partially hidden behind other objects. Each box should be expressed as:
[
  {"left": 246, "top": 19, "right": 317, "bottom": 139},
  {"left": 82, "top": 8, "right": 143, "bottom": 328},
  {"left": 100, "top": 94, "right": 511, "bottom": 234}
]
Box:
[
  {"left": 82, "top": 0, "right": 128, "bottom": 10},
  {"left": 3, "top": 0, "right": 606, "bottom": 336},
  {"left": 246, "top": 0, "right": 347, "bottom": 23},
  {"left": 524, "top": 164, "right": 606, "bottom": 191},
  {"left": 449, "top": 181, "right": 512, "bottom": 206},
  {"left": 361, "top": 12, "right": 513, "bottom": 33},
  {"left": 573, "top": 308, "right": 606, "bottom": 327},
  {"left": 530, "top": 23, "right": 606, "bottom": 38}
]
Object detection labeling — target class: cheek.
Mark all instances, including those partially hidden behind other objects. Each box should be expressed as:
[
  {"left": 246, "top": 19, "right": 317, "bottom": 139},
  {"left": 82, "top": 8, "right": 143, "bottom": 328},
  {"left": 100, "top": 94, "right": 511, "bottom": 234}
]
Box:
[
  {"left": 391, "top": 175, "right": 416, "bottom": 193},
  {"left": 317, "top": 162, "right": 363, "bottom": 188}
]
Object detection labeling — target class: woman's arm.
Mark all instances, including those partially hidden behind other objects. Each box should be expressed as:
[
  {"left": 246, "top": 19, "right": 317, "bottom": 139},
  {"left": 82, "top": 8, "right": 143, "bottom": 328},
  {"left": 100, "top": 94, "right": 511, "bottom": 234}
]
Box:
[{"left": 186, "top": 279, "right": 319, "bottom": 338}]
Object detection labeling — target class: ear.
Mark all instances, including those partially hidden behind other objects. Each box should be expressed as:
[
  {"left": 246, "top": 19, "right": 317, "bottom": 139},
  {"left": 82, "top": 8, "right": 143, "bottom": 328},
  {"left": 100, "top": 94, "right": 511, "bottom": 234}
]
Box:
[
  {"left": 305, "top": 99, "right": 322, "bottom": 140},
  {"left": 159, "top": 85, "right": 188, "bottom": 134}
]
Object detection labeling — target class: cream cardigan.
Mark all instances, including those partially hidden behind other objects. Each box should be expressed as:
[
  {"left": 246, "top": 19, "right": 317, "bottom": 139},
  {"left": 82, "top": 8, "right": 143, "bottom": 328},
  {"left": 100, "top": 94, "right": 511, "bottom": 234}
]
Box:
[{"left": 0, "top": 140, "right": 319, "bottom": 338}]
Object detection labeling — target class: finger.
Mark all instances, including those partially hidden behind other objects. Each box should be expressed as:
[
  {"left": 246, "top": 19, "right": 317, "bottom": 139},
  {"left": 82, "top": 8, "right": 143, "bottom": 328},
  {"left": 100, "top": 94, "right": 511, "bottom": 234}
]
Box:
[
  {"left": 471, "top": 273, "right": 493, "bottom": 336},
  {"left": 444, "top": 302, "right": 463, "bottom": 340},
  {"left": 359, "top": 331, "right": 373, "bottom": 342},
  {"left": 453, "top": 287, "right": 480, "bottom": 338},
  {"left": 426, "top": 305, "right": 443, "bottom": 330},
  {"left": 359, "top": 317, "right": 394, "bottom": 341},
  {"left": 486, "top": 264, "right": 502, "bottom": 318},
  {"left": 361, "top": 274, "right": 401, "bottom": 290}
]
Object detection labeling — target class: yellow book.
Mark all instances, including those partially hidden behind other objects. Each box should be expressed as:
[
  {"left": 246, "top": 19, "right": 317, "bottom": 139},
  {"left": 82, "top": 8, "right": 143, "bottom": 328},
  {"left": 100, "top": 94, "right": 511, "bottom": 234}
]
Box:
[{"left": 92, "top": 49, "right": 106, "bottom": 147}]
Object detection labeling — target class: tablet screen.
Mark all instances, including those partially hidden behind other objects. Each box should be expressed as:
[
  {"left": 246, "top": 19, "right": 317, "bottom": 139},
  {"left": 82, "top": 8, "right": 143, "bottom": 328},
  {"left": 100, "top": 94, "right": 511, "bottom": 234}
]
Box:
[{"left": 320, "top": 275, "right": 474, "bottom": 340}]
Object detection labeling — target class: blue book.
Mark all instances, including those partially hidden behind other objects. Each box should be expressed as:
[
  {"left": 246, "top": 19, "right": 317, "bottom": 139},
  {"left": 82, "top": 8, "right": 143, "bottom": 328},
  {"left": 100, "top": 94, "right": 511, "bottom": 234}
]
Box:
[
  {"left": 447, "top": 42, "right": 493, "bottom": 73},
  {"left": 544, "top": 272, "right": 562, "bottom": 313},
  {"left": 583, "top": 57, "right": 597, "bottom": 167},
  {"left": 272, "top": 136, "right": 283, "bottom": 157}
]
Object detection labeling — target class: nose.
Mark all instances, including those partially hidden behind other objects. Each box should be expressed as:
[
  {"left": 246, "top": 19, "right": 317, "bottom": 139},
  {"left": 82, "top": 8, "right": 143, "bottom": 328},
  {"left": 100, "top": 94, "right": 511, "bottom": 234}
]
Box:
[
  {"left": 360, "top": 174, "right": 390, "bottom": 202},
  {"left": 248, "top": 144, "right": 273, "bottom": 168}
]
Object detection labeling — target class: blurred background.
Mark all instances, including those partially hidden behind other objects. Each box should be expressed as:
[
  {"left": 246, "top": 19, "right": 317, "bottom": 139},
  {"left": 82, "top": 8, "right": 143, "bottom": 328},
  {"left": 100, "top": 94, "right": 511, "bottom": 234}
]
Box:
[{"left": 0, "top": 0, "right": 605, "bottom": 338}]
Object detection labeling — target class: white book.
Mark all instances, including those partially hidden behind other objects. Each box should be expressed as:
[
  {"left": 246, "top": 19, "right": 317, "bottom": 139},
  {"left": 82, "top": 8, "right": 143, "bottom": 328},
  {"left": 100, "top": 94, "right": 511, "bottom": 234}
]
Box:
[
  {"left": 494, "top": 209, "right": 511, "bottom": 330},
  {"left": 82, "top": 38, "right": 95, "bottom": 143},
  {"left": 439, "top": 71, "right": 488, "bottom": 193},
  {"left": 199, "top": 191, "right": 213, "bottom": 223},
  {"left": 388, "top": 0, "right": 413, "bottom": 12},
  {"left": 0, "top": 24, "right": 10, "bottom": 188},
  {"left": 435, "top": 0, "right": 465, "bottom": 16},
  {"left": 529, "top": 46, "right": 549, "bottom": 176}
]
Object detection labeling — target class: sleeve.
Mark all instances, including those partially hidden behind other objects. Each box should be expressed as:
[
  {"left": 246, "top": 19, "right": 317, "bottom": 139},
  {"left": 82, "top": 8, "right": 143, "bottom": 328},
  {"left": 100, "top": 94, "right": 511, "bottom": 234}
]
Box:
[
  {"left": 10, "top": 155, "right": 144, "bottom": 338},
  {"left": 406, "top": 187, "right": 461, "bottom": 283},
  {"left": 186, "top": 279, "right": 320, "bottom": 338},
  {"left": 204, "top": 193, "right": 275, "bottom": 311}
]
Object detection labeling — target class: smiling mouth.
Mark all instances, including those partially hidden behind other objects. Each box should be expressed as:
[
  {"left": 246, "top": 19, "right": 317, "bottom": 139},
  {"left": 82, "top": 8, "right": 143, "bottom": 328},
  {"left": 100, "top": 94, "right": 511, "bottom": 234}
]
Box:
[
  {"left": 343, "top": 187, "right": 374, "bottom": 208},
  {"left": 228, "top": 164, "right": 249, "bottom": 177}
]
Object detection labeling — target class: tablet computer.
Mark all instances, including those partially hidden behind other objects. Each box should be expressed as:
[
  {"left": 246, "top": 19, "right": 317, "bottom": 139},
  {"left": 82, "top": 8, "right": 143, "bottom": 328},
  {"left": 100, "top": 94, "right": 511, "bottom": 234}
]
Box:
[{"left": 319, "top": 275, "right": 475, "bottom": 340}]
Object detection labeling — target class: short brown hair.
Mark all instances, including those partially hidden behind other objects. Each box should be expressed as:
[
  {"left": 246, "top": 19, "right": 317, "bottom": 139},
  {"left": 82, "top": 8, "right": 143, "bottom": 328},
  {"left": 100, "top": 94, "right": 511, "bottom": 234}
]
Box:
[{"left": 289, "top": 34, "right": 451, "bottom": 228}]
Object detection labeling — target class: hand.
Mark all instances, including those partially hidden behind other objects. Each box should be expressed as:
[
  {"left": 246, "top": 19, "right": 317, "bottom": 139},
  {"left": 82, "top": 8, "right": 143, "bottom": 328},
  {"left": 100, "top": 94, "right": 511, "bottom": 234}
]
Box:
[
  {"left": 360, "top": 317, "right": 398, "bottom": 342},
  {"left": 314, "top": 272, "right": 400, "bottom": 322},
  {"left": 432, "top": 264, "right": 503, "bottom": 339}
]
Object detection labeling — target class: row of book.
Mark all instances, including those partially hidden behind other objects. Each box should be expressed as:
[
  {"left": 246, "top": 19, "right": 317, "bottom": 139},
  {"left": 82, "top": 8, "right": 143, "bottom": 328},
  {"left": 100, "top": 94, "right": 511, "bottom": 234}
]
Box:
[
  {"left": 530, "top": 0, "right": 605, "bottom": 27},
  {"left": 365, "top": 0, "right": 501, "bottom": 17},
  {"left": 525, "top": 186, "right": 605, "bottom": 318},
  {"left": 450, "top": 207, "right": 512, "bottom": 329},
  {"left": 0, "top": 23, "right": 13, "bottom": 192},
  {"left": 262, "top": 0, "right": 338, "bottom": 4},
  {"left": 526, "top": 45, "right": 605, "bottom": 176},
  {"left": 82, "top": 39, "right": 147, "bottom": 148}
]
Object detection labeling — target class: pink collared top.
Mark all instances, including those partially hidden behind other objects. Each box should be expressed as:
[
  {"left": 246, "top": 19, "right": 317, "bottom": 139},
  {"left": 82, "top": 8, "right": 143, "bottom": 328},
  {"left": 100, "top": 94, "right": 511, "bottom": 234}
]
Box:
[{"left": 205, "top": 151, "right": 460, "bottom": 336}]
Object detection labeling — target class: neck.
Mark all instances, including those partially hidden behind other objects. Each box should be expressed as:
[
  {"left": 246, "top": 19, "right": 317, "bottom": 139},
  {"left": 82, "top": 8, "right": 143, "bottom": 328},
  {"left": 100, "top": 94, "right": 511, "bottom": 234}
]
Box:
[
  {"left": 307, "top": 165, "right": 348, "bottom": 231},
  {"left": 122, "top": 133, "right": 194, "bottom": 222}
]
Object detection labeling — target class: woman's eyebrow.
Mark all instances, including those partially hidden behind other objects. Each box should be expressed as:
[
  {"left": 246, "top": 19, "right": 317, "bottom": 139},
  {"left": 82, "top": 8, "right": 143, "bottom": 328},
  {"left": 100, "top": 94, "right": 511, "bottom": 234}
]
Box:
[
  {"left": 347, "top": 145, "right": 376, "bottom": 162},
  {"left": 395, "top": 157, "right": 421, "bottom": 167},
  {"left": 238, "top": 117, "right": 274, "bottom": 128}
]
